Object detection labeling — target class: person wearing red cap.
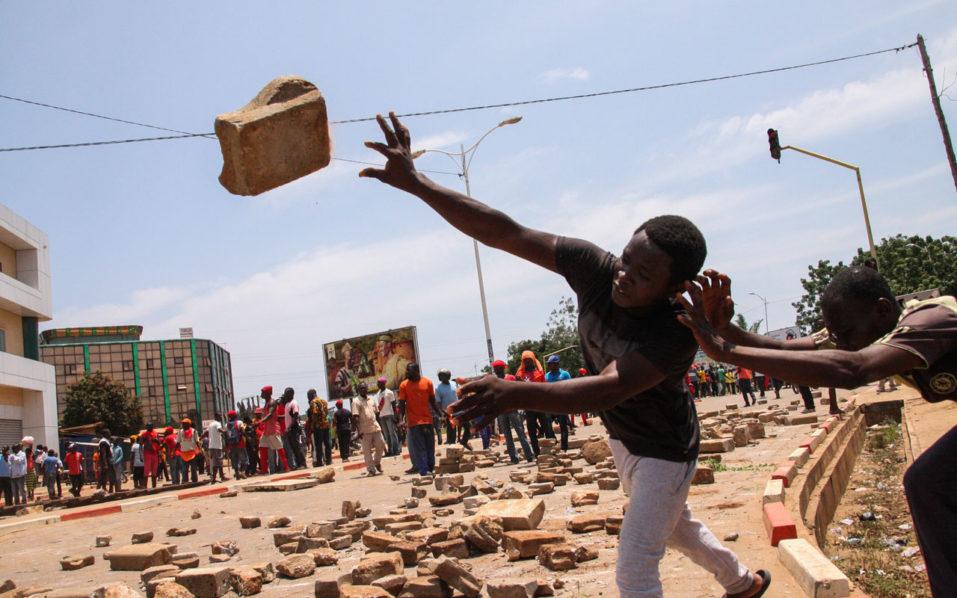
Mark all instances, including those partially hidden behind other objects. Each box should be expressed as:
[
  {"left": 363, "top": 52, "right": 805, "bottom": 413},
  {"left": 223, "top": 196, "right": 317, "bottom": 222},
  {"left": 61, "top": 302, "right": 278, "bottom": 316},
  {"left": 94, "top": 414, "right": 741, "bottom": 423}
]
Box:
[
  {"left": 492, "top": 360, "right": 534, "bottom": 464},
  {"left": 225, "top": 410, "right": 247, "bottom": 480},
  {"left": 332, "top": 399, "right": 353, "bottom": 461}
]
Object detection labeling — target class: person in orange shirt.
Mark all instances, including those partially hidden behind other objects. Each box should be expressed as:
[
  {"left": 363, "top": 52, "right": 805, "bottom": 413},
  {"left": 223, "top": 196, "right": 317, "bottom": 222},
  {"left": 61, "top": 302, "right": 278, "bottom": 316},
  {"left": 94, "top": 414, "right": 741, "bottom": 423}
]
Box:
[
  {"left": 398, "top": 363, "right": 441, "bottom": 476},
  {"left": 64, "top": 444, "right": 83, "bottom": 497},
  {"left": 515, "top": 350, "right": 552, "bottom": 456},
  {"left": 736, "top": 367, "right": 757, "bottom": 407}
]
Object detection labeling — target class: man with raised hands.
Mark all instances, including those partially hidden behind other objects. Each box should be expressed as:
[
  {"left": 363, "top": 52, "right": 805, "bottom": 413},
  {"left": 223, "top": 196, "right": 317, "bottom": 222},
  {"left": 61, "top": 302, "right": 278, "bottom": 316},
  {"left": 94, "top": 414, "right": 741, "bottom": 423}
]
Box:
[{"left": 359, "top": 112, "right": 770, "bottom": 598}]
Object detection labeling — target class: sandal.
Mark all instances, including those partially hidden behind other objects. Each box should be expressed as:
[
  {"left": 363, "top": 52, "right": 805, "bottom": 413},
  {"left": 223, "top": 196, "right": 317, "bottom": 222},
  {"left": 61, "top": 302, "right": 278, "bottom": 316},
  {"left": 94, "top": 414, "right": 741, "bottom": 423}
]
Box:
[{"left": 723, "top": 570, "right": 771, "bottom": 598}]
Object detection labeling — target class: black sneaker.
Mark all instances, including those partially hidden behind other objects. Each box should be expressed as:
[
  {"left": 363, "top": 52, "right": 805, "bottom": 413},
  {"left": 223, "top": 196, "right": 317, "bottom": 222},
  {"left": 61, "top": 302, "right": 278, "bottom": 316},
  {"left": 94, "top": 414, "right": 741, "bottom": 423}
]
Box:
[{"left": 404, "top": 467, "right": 417, "bottom": 474}]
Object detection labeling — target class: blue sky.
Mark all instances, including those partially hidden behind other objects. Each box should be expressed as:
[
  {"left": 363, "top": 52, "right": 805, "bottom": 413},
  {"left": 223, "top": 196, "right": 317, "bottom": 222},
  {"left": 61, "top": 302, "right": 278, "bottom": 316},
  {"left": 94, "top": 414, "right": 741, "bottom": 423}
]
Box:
[{"left": 2, "top": 2, "right": 956, "bottom": 406}]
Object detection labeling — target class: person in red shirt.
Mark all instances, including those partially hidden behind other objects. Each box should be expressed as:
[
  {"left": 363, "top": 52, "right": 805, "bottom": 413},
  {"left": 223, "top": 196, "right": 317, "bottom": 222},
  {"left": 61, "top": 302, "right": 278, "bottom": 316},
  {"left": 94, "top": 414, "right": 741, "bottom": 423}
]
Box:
[
  {"left": 515, "top": 350, "right": 553, "bottom": 456},
  {"left": 399, "top": 362, "right": 440, "bottom": 476},
  {"left": 139, "top": 422, "right": 160, "bottom": 488},
  {"left": 737, "top": 367, "right": 757, "bottom": 407},
  {"left": 573, "top": 368, "right": 591, "bottom": 426},
  {"left": 64, "top": 444, "right": 84, "bottom": 497},
  {"left": 162, "top": 426, "right": 178, "bottom": 484}
]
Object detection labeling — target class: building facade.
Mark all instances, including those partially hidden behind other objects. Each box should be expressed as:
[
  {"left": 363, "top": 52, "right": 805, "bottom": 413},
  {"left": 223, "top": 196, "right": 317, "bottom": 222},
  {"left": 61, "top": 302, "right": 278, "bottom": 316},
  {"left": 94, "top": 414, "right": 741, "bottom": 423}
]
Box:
[
  {"left": 0, "top": 204, "right": 56, "bottom": 448},
  {"left": 41, "top": 326, "right": 235, "bottom": 426}
]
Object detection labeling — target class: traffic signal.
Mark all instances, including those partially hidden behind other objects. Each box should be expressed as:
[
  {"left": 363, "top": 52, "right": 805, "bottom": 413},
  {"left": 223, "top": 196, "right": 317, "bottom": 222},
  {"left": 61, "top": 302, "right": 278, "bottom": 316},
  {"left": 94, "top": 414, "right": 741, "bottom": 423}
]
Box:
[{"left": 768, "top": 128, "right": 782, "bottom": 162}]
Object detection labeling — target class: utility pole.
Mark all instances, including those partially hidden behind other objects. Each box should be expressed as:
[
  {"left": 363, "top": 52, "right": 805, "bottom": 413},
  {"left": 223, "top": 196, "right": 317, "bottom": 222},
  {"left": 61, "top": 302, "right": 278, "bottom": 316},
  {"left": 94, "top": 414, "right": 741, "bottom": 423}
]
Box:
[
  {"left": 917, "top": 34, "right": 957, "bottom": 193},
  {"left": 461, "top": 144, "right": 495, "bottom": 365}
]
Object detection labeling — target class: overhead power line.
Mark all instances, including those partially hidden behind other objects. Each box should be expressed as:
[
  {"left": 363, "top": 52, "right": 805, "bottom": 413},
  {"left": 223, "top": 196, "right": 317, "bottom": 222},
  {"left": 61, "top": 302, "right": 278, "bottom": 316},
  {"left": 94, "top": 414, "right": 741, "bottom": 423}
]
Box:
[{"left": 0, "top": 41, "right": 917, "bottom": 153}]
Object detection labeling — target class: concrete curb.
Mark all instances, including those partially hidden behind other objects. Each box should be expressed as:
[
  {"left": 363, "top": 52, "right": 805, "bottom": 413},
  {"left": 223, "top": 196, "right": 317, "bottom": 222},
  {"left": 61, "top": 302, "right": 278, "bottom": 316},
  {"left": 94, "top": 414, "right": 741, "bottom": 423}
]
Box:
[
  {"left": 757, "top": 395, "right": 862, "bottom": 597},
  {"left": 778, "top": 538, "right": 851, "bottom": 597}
]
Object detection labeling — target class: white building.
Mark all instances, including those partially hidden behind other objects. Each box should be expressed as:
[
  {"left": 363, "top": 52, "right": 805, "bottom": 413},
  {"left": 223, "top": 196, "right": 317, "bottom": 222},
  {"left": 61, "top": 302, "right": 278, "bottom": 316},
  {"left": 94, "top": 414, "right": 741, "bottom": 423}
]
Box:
[{"left": 0, "top": 203, "right": 55, "bottom": 448}]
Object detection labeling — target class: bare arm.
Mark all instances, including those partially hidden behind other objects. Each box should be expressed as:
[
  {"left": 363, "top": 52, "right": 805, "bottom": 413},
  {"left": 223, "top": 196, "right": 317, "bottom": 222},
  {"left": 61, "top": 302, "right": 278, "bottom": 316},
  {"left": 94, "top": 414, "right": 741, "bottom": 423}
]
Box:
[
  {"left": 360, "top": 113, "right": 559, "bottom": 272},
  {"left": 695, "top": 270, "right": 817, "bottom": 350},
  {"left": 675, "top": 281, "right": 922, "bottom": 388},
  {"left": 711, "top": 343, "right": 920, "bottom": 389},
  {"left": 451, "top": 351, "right": 666, "bottom": 425}
]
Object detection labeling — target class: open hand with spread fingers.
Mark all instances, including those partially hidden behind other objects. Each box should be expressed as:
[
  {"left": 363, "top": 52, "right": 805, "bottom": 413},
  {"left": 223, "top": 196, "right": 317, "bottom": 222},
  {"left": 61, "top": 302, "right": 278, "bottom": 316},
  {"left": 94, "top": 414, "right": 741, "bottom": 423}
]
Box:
[
  {"left": 449, "top": 375, "right": 513, "bottom": 429},
  {"left": 675, "top": 280, "right": 736, "bottom": 362},
  {"left": 697, "top": 269, "right": 736, "bottom": 330},
  {"left": 358, "top": 112, "right": 421, "bottom": 192}
]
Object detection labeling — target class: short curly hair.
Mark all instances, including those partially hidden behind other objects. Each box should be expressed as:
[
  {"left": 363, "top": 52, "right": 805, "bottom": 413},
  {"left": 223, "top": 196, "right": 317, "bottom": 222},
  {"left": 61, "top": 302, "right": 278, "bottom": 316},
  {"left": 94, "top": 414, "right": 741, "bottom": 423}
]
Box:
[
  {"left": 822, "top": 266, "right": 895, "bottom": 311},
  {"left": 635, "top": 215, "right": 707, "bottom": 284}
]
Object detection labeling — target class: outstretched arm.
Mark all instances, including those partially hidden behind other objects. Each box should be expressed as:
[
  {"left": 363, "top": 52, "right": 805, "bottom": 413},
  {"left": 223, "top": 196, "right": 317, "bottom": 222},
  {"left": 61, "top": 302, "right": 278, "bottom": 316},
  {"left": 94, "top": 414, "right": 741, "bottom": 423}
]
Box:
[
  {"left": 360, "top": 113, "right": 559, "bottom": 272},
  {"left": 696, "top": 270, "right": 817, "bottom": 350},
  {"left": 675, "top": 281, "right": 922, "bottom": 388},
  {"left": 450, "top": 351, "right": 666, "bottom": 426}
]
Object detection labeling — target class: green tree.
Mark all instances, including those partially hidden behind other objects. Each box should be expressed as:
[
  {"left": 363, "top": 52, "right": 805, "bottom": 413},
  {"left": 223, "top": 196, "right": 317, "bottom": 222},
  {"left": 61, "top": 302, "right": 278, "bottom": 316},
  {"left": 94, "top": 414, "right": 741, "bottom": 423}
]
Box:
[
  {"left": 792, "top": 234, "right": 957, "bottom": 335},
  {"left": 61, "top": 371, "right": 144, "bottom": 434},
  {"left": 505, "top": 296, "right": 585, "bottom": 375},
  {"left": 733, "top": 313, "right": 763, "bottom": 333},
  {"left": 851, "top": 234, "right": 957, "bottom": 297}
]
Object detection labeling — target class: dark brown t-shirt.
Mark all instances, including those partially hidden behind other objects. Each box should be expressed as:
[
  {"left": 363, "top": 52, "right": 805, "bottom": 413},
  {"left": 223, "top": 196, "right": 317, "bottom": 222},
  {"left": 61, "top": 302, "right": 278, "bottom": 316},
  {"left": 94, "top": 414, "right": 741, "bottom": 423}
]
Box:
[
  {"left": 878, "top": 298, "right": 957, "bottom": 402},
  {"left": 555, "top": 237, "right": 699, "bottom": 462}
]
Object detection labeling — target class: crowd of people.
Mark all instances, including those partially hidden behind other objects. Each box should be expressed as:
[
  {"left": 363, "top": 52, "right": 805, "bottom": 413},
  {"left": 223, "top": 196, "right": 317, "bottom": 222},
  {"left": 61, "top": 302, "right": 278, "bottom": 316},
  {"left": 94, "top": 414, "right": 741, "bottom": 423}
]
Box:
[{"left": 0, "top": 352, "right": 593, "bottom": 506}]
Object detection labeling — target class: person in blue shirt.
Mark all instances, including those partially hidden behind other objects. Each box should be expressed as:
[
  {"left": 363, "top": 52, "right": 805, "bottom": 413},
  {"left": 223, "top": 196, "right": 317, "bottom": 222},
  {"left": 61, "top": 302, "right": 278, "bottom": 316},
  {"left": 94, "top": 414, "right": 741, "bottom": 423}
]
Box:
[
  {"left": 0, "top": 447, "right": 11, "bottom": 506},
  {"left": 544, "top": 355, "right": 573, "bottom": 451},
  {"left": 42, "top": 449, "right": 63, "bottom": 500},
  {"left": 435, "top": 369, "right": 459, "bottom": 445},
  {"left": 111, "top": 440, "right": 125, "bottom": 493}
]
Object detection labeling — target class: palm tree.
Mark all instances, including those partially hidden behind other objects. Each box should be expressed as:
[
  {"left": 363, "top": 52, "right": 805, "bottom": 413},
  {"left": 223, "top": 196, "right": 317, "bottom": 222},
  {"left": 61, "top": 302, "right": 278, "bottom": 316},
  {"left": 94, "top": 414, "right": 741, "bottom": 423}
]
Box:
[{"left": 734, "top": 313, "right": 763, "bottom": 333}]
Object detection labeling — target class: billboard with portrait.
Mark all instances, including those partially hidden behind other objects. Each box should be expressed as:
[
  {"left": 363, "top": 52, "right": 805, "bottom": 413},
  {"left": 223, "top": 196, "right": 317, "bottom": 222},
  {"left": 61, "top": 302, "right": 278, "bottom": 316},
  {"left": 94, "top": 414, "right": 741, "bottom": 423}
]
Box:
[{"left": 323, "top": 326, "right": 419, "bottom": 400}]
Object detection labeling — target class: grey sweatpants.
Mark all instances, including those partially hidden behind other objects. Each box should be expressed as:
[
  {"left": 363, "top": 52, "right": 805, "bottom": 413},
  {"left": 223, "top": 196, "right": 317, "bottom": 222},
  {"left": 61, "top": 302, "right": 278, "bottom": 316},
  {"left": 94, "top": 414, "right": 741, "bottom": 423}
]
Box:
[{"left": 610, "top": 439, "right": 752, "bottom": 598}]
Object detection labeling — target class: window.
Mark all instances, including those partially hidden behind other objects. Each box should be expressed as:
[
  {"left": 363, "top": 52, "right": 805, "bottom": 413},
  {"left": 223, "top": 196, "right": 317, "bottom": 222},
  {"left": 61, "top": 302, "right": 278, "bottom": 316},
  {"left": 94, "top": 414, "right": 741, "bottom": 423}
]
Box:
[
  {"left": 0, "top": 329, "right": 5, "bottom": 353},
  {"left": 146, "top": 359, "right": 155, "bottom": 369},
  {"left": 173, "top": 357, "right": 184, "bottom": 366},
  {"left": 123, "top": 361, "right": 134, "bottom": 372},
  {"left": 66, "top": 364, "right": 77, "bottom": 375}
]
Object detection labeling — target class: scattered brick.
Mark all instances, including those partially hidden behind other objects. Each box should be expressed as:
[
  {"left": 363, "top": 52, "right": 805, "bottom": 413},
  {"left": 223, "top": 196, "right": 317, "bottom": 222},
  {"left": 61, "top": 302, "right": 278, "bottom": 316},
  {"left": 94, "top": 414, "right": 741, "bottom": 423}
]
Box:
[{"left": 276, "top": 554, "right": 316, "bottom": 579}]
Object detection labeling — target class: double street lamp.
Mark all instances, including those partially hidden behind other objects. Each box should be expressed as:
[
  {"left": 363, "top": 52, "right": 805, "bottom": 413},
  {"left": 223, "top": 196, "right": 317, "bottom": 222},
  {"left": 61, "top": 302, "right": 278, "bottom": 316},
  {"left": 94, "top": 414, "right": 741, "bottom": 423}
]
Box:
[{"left": 412, "top": 116, "right": 523, "bottom": 364}]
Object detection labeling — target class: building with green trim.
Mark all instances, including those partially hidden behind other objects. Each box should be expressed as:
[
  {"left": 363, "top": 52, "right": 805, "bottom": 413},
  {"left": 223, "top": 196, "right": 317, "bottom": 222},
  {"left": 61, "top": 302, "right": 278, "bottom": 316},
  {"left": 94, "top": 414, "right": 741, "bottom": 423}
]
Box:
[{"left": 40, "top": 326, "right": 234, "bottom": 426}]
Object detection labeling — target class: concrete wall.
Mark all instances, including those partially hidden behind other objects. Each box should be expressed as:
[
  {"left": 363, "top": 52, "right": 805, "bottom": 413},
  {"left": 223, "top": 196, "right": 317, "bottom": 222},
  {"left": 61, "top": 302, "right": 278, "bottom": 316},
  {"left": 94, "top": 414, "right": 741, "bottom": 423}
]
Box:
[
  {"left": 0, "top": 242, "right": 17, "bottom": 278},
  {"left": 0, "top": 203, "right": 55, "bottom": 447},
  {"left": 0, "top": 307, "right": 24, "bottom": 356},
  {"left": 0, "top": 203, "right": 52, "bottom": 321}
]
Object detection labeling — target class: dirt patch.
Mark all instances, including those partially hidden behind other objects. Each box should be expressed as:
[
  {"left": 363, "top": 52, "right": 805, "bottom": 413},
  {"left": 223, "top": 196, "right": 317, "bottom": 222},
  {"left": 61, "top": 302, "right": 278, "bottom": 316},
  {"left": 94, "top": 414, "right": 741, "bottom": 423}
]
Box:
[{"left": 823, "top": 421, "right": 930, "bottom": 597}]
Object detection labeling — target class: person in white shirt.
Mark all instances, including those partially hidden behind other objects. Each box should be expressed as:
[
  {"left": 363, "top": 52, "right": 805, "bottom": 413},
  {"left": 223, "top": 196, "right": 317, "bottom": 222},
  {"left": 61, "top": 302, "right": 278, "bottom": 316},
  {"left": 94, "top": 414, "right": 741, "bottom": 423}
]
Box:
[
  {"left": 353, "top": 382, "right": 386, "bottom": 476},
  {"left": 375, "top": 377, "right": 400, "bottom": 456},
  {"left": 8, "top": 445, "right": 27, "bottom": 504},
  {"left": 130, "top": 438, "right": 144, "bottom": 489},
  {"left": 206, "top": 415, "right": 226, "bottom": 484},
  {"left": 281, "top": 388, "right": 306, "bottom": 470}
]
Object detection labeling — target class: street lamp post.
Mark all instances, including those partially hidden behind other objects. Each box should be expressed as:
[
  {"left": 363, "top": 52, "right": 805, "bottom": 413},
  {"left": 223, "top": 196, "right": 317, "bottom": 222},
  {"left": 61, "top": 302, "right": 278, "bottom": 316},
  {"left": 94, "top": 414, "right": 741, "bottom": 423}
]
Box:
[
  {"left": 413, "top": 117, "right": 523, "bottom": 365},
  {"left": 767, "top": 129, "right": 879, "bottom": 265},
  {"left": 748, "top": 292, "right": 770, "bottom": 334}
]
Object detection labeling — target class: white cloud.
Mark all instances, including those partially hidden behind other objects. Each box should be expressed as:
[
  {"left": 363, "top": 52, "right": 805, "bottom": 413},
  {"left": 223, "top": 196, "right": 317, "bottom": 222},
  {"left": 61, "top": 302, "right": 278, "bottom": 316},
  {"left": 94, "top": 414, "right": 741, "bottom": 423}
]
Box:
[
  {"left": 540, "top": 67, "right": 590, "bottom": 84},
  {"left": 56, "top": 286, "right": 190, "bottom": 326},
  {"left": 643, "top": 31, "right": 957, "bottom": 186}
]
